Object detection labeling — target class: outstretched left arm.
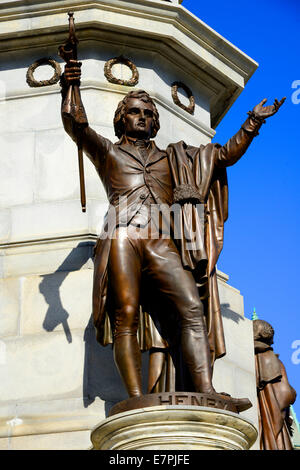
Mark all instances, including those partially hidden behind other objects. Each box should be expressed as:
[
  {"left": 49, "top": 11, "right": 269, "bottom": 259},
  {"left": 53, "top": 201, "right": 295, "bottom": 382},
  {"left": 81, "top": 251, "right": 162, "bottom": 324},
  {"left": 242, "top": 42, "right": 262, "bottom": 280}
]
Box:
[{"left": 215, "top": 97, "right": 286, "bottom": 168}]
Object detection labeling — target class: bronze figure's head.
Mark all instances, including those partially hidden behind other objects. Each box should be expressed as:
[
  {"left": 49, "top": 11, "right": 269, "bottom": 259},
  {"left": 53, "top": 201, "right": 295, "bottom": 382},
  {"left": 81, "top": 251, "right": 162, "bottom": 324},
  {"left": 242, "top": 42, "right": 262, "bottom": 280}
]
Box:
[
  {"left": 114, "top": 90, "right": 160, "bottom": 140},
  {"left": 253, "top": 319, "right": 274, "bottom": 345}
]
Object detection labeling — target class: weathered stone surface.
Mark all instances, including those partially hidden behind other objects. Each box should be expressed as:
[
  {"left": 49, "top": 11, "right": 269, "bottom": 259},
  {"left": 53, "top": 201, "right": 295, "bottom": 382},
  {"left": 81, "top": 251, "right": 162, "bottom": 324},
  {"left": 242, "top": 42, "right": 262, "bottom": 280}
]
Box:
[
  {"left": 0, "top": 0, "right": 259, "bottom": 451},
  {"left": 0, "top": 209, "right": 11, "bottom": 243},
  {"left": 0, "top": 278, "right": 20, "bottom": 337},
  {"left": 91, "top": 406, "right": 258, "bottom": 450},
  {"left": 0, "top": 397, "right": 105, "bottom": 442},
  {"left": 1, "top": 237, "right": 95, "bottom": 278},
  {"left": 21, "top": 269, "right": 93, "bottom": 335},
  {"left": 0, "top": 331, "right": 85, "bottom": 402},
  {"left": 2, "top": 430, "right": 92, "bottom": 451},
  {"left": 0, "top": 132, "right": 35, "bottom": 208}
]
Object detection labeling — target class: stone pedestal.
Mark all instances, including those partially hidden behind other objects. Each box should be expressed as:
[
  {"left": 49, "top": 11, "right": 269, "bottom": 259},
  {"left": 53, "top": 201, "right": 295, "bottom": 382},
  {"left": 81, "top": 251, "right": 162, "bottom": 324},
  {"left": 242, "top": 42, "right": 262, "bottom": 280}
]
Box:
[
  {"left": 91, "top": 406, "right": 258, "bottom": 450},
  {"left": 0, "top": 0, "right": 259, "bottom": 450}
]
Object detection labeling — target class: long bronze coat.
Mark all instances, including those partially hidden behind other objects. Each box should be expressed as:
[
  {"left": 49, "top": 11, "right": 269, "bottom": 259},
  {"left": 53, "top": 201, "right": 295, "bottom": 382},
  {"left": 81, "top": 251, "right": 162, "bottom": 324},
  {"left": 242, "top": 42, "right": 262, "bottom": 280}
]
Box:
[
  {"left": 255, "top": 340, "right": 297, "bottom": 449},
  {"left": 75, "top": 115, "right": 262, "bottom": 364}
]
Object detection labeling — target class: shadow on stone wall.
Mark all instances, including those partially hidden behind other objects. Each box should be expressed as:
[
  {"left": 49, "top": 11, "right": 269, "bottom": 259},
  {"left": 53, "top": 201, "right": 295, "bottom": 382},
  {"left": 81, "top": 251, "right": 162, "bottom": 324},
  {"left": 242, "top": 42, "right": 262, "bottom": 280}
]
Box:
[
  {"left": 39, "top": 272, "right": 73, "bottom": 343},
  {"left": 38, "top": 243, "right": 245, "bottom": 415},
  {"left": 221, "top": 303, "right": 245, "bottom": 324},
  {"left": 39, "top": 242, "right": 94, "bottom": 343},
  {"left": 83, "top": 316, "right": 150, "bottom": 412},
  {"left": 38, "top": 241, "right": 148, "bottom": 415}
]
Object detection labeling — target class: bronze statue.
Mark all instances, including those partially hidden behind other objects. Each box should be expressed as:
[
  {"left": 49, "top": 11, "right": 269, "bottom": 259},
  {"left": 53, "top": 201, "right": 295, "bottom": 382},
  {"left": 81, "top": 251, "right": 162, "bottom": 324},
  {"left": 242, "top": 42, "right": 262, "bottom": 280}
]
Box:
[
  {"left": 253, "top": 320, "right": 296, "bottom": 450},
  {"left": 60, "top": 41, "right": 285, "bottom": 407}
]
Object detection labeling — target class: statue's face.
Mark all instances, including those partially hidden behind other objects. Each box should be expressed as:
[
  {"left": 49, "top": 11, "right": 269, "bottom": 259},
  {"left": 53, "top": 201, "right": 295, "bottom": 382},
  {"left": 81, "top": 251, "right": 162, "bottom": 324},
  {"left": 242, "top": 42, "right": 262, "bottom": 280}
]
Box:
[{"left": 123, "top": 98, "right": 154, "bottom": 139}]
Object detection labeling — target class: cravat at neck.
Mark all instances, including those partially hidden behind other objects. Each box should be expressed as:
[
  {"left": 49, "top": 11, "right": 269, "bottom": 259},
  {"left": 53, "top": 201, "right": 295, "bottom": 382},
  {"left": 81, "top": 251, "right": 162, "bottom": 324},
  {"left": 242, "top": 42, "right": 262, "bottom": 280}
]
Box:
[{"left": 135, "top": 139, "right": 150, "bottom": 149}]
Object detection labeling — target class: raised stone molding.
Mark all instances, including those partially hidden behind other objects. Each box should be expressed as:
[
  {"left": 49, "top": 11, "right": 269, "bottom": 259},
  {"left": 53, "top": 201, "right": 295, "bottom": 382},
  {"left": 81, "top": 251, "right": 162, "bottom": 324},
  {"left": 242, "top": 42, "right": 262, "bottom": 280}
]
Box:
[
  {"left": 103, "top": 56, "right": 139, "bottom": 87},
  {"left": 26, "top": 58, "right": 61, "bottom": 88},
  {"left": 91, "top": 406, "right": 258, "bottom": 450},
  {"left": 0, "top": 0, "right": 257, "bottom": 127},
  {"left": 0, "top": 398, "right": 105, "bottom": 440},
  {"left": 0, "top": 81, "right": 216, "bottom": 136},
  {"left": 0, "top": 0, "right": 259, "bottom": 451},
  {"left": 171, "top": 80, "right": 195, "bottom": 115}
]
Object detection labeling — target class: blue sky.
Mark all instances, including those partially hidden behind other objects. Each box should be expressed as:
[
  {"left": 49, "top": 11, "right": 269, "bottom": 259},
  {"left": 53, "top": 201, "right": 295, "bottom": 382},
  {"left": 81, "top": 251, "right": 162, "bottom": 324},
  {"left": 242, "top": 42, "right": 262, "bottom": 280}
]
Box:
[{"left": 181, "top": 0, "right": 300, "bottom": 418}]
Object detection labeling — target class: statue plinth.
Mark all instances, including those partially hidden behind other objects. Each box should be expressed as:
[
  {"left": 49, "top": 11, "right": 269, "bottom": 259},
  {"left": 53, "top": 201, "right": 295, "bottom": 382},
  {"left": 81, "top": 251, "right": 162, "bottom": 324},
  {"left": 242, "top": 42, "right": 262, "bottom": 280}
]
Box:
[
  {"left": 108, "top": 392, "right": 252, "bottom": 416},
  {"left": 91, "top": 393, "right": 257, "bottom": 450}
]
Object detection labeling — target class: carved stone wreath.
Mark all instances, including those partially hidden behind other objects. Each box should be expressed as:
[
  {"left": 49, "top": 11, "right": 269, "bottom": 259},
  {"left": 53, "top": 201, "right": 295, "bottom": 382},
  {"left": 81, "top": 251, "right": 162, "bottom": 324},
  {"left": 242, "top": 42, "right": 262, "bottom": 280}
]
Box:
[
  {"left": 104, "top": 56, "right": 139, "bottom": 87},
  {"left": 171, "top": 81, "right": 195, "bottom": 115},
  {"left": 26, "top": 58, "right": 62, "bottom": 88}
]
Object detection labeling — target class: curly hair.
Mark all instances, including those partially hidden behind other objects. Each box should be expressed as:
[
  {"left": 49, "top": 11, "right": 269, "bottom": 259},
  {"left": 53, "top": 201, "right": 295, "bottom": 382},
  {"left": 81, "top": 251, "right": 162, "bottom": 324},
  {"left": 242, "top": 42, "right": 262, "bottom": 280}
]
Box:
[
  {"left": 253, "top": 319, "right": 274, "bottom": 345},
  {"left": 113, "top": 90, "right": 160, "bottom": 139}
]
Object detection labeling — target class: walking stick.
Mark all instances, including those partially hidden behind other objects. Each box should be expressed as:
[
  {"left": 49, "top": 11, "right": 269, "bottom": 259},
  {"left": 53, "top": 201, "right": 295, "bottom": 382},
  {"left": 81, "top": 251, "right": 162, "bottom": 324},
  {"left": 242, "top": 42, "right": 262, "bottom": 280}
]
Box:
[{"left": 59, "top": 12, "right": 88, "bottom": 212}]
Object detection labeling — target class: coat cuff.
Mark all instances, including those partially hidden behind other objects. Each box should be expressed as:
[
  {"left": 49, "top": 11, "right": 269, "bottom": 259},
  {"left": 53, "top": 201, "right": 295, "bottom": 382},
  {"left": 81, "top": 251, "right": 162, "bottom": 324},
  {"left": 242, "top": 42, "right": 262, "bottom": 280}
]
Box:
[{"left": 242, "top": 112, "right": 266, "bottom": 136}]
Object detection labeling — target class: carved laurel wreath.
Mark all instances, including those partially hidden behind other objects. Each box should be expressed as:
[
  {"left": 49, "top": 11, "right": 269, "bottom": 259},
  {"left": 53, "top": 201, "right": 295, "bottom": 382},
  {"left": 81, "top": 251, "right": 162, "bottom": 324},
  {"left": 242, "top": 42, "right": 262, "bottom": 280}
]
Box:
[
  {"left": 171, "top": 81, "right": 195, "bottom": 115},
  {"left": 104, "top": 56, "right": 139, "bottom": 87},
  {"left": 26, "top": 58, "right": 62, "bottom": 88}
]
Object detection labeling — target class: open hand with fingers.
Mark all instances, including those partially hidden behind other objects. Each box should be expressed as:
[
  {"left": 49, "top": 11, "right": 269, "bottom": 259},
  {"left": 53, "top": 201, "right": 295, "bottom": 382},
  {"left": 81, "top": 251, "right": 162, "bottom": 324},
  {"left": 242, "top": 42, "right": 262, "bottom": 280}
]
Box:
[
  {"left": 252, "top": 97, "right": 286, "bottom": 120},
  {"left": 63, "top": 59, "right": 82, "bottom": 87}
]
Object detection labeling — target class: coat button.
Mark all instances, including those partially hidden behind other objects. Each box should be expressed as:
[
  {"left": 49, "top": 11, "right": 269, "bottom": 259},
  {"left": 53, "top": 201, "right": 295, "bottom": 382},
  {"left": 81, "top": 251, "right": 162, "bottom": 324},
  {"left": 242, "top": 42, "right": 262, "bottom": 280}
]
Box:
[
  {"left": 145, "top": 167, "right": 150, "bottom": 173},
  {"left": 140, "top": 194, "right": 147, "bottom": 200}
]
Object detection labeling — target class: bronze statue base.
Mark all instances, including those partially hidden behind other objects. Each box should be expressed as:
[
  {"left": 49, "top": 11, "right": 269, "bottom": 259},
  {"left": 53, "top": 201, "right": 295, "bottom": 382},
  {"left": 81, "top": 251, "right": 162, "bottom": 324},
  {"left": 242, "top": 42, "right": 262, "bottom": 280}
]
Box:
[{"left": 109, "top": 392, "right": 252, "bottom": 416}]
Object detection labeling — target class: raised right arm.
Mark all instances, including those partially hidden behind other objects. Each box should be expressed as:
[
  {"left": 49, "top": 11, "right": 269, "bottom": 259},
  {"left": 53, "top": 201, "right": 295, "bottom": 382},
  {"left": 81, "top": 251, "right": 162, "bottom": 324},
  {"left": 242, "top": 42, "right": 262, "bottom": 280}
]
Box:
[{"left": 60, "top": 60, "right": 110, "bottom": 171}]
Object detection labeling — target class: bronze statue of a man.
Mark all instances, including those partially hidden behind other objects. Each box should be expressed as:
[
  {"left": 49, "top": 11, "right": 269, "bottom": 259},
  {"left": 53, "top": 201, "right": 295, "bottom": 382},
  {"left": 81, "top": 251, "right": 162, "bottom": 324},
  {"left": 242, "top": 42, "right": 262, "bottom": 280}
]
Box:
[
  {"left": 253, "top": 320, "right": 296, "bottom": 449},
  {"left": 61, "top": 59, "right": 284, "bottom": 402}
]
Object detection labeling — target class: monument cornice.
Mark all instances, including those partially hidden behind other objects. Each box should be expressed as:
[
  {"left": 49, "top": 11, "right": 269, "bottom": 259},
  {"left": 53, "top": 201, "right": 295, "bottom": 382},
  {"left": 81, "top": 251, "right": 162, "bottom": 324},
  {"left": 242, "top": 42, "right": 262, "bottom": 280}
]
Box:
[
  {"left": 0, "top": 0, "right": 258, "bottom": 127},
  {"left": 0, "top": 81, "right": 216, "bottom": 139}
]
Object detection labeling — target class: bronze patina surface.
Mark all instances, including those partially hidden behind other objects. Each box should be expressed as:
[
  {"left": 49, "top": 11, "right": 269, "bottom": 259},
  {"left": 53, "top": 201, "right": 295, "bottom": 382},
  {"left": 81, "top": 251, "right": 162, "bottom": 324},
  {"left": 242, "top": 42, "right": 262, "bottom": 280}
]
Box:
[
  {"left": 253, "top": 320, "right": 297, "bottom": 450},
  {"left": 109, "top": 392, "right": 252, "bottom": 416},
  {"left": 60, "top": 13, "right": 285, "bottom": 409}
]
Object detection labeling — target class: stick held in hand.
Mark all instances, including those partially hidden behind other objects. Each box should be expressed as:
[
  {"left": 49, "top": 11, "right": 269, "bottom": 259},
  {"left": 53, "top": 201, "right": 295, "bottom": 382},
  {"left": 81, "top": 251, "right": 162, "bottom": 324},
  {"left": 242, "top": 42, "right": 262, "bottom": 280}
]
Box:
[{"left": 59, "top": 12, "right": 87, "bottom": 212}]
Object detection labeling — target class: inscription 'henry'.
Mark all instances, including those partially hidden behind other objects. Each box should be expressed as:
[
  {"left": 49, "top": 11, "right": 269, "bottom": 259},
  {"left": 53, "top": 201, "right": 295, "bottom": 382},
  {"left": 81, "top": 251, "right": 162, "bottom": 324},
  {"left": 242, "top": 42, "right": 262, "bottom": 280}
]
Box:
[
  {"left": 109, "top": 391, "right": 252, "bottom": 416},
  {"left": 158, "top": 393, "right": 235, "bottom": 411}
]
